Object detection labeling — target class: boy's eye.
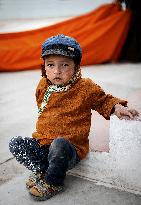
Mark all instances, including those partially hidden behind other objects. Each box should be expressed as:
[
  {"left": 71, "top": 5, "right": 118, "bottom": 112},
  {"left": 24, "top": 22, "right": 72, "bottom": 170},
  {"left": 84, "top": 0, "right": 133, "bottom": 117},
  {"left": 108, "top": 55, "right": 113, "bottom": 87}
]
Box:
[
  {"left": 47, "top": 63, "right": 54, "bottom": 67},
  {"left": 62, "top": 63, "right": 69, "bottom": 67}
]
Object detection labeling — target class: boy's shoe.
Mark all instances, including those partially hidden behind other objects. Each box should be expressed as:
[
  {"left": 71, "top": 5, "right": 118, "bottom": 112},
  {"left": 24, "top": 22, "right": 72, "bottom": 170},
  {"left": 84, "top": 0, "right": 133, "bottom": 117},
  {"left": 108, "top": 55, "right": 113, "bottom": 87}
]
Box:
[
  {"left": 26, "top": 173, "right": 44, "bottom": 189},
  {"left": 29, "top": 179, "right": 64, "bottom": 201}
]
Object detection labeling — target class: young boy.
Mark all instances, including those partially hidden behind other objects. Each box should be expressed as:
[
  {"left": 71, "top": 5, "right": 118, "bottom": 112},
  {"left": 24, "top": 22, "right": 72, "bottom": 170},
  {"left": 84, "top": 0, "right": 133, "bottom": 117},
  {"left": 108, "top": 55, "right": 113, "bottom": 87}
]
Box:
[{"left": 9, "top": 34, "right": 138, "bottom": 201}]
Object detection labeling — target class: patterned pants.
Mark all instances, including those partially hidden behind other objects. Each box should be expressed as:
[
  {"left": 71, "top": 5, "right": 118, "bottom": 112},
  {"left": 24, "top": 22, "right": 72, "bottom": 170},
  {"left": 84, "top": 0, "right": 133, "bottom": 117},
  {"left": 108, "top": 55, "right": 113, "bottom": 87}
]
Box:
[{"left": 9, "top": 136, "right": 80, "bottom": 185}]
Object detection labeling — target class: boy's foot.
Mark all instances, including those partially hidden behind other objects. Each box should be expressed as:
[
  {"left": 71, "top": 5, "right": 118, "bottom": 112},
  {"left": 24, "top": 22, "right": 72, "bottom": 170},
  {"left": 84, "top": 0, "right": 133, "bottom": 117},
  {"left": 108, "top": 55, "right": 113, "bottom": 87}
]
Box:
[
  {"left": 26, "top": 173, "right": 44, "bottom": 189},
  {"left": 29, "top": 180, "right": 64, "bottom": 201}
]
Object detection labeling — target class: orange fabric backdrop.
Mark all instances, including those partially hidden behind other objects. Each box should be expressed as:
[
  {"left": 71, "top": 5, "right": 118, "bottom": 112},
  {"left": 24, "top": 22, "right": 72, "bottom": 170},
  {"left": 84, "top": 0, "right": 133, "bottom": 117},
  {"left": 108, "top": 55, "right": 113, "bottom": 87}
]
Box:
[{"left": 0, "top": 3, "right": 132, "bottom": 71}]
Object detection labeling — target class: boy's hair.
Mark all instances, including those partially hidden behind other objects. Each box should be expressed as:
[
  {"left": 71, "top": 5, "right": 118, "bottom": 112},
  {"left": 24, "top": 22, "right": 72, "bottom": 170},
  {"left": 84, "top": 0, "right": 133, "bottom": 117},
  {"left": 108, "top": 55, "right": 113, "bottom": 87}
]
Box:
[{"left": 41, "top": 34, "right": 82, "bottom": 78}]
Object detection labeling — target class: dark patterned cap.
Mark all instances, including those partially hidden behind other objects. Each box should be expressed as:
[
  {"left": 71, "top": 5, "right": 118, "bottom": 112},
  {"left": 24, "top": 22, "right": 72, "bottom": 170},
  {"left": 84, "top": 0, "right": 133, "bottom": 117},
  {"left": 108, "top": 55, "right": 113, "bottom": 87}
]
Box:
[{"left": 41, "top": 34, "right": 82, "bottom": 64}]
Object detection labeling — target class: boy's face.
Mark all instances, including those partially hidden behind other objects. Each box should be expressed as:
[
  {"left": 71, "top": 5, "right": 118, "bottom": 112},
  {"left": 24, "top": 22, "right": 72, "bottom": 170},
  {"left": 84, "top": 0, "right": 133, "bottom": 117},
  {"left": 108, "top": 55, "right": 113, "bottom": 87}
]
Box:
[{"left": 45, "top": 55, "right": 76, "bottom": 85}]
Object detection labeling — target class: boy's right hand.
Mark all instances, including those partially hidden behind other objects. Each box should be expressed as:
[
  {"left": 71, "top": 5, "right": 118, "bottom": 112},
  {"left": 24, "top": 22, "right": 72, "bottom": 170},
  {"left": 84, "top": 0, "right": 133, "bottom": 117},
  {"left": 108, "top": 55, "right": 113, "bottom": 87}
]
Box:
[{"left": 113, "top": 104, "right": 139, "bottom": 120}]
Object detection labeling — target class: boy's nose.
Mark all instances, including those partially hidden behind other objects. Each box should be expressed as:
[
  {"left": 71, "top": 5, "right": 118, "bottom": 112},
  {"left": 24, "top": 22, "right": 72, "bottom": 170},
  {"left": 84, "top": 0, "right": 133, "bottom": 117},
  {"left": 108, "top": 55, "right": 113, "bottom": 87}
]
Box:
[{"left": 54, "top": 66, "right": 61, "bottom": 74}]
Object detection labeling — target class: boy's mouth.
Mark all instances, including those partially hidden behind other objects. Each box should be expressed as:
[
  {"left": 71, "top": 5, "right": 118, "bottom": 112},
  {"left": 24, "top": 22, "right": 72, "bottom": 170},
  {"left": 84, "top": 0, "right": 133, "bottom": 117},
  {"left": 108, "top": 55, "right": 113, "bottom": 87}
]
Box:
[{"left": 54, "top": 77, "right": 62, "bottom": 81}]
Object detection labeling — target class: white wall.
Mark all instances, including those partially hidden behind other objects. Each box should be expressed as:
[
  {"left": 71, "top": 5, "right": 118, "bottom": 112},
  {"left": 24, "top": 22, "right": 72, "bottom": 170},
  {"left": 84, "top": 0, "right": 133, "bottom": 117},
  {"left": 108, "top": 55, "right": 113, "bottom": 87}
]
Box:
[{"left": 0, "top": 0, "right": 111, "bottom": 20}]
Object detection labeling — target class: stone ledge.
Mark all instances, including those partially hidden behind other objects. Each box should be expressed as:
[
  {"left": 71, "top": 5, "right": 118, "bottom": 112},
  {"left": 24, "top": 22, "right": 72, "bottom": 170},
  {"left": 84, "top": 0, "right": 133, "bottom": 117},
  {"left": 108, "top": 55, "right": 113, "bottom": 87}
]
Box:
[{"left": 69, "top": 116, "right": 141, "bottom": 195}]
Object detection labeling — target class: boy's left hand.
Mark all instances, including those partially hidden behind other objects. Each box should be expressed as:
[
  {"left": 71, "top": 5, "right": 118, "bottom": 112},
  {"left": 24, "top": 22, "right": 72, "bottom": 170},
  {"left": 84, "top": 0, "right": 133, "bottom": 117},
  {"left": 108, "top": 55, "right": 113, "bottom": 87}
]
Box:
[{"left": 113, "top": 104, "right": 139, "bottom": 120}]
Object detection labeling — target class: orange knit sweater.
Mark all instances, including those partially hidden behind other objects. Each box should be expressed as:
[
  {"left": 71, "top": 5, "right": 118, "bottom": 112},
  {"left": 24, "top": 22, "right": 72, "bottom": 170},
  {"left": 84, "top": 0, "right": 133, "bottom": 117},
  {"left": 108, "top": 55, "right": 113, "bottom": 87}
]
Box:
[{"left": 32, "top": 77, "right": 127, "bottom": 159}]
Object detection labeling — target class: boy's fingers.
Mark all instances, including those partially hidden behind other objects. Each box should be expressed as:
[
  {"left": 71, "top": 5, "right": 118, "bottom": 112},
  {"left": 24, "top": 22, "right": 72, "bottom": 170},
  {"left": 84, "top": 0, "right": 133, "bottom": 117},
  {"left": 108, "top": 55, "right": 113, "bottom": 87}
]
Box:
[
  {"left": 129, "top": 109, "right": 139, "bottom": 117},
  {"left": 114, "top": 107, "right": 139, "bottom": 120},
  {"left": 120, "top": 110, "right": 134, "bottom": 119},
  {"left": 120, "top": 116, "right": 130, "bottom": 120},
  {"left": 121, "top": 110, "right": 140, "bottom": 120},
  {"left": 127, "top": 111, "right": 134, "bottom": 118}
]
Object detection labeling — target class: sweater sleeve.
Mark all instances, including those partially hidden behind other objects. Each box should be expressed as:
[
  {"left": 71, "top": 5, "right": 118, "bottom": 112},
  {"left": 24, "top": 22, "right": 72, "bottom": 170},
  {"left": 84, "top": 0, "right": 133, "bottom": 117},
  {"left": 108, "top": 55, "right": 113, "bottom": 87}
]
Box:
[{"left": 89, "top": 81, "right": 127, "bottom": 120}]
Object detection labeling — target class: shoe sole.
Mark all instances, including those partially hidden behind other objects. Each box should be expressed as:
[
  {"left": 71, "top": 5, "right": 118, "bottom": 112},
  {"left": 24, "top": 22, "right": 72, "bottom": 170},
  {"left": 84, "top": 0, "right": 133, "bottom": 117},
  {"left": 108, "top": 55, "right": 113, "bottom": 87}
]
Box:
[{"left": 29, "top": 187, "right": 65, "bottom": 201}]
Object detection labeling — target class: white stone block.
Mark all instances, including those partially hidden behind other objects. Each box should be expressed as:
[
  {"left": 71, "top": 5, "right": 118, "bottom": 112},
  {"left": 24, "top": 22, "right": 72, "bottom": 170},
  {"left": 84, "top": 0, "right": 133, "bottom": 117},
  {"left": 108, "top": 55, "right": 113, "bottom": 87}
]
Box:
[
  {"left": 109, "top": 116, "right": 141, "bottom": 191},
  {"left": 69, "top": 116, "right": 141, "bottom": 195}
]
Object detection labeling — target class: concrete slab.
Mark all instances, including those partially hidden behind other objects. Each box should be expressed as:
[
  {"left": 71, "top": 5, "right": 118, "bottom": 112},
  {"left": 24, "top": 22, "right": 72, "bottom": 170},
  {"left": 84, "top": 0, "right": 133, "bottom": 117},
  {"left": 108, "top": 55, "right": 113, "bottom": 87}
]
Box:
[{"left": 0, "top": 172, "right": 141, "bottom": 205}]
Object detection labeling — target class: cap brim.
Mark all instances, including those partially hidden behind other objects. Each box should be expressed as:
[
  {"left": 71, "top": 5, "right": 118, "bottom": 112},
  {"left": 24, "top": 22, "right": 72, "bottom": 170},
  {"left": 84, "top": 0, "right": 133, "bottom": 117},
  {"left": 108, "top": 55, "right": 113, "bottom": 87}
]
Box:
[{"left": 41, "top": 48, "right": 75, "bottom": 58}]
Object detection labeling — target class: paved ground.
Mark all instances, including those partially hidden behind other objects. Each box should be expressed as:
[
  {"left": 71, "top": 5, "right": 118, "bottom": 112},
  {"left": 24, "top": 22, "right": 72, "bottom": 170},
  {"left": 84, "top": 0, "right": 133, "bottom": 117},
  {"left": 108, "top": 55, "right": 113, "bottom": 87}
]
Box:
[
  {"left": 0, "top": 63, "right": 141, "bottom": 204},
  {"left": 0, "top": 172, "right": 141, "bottom": 205}
]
